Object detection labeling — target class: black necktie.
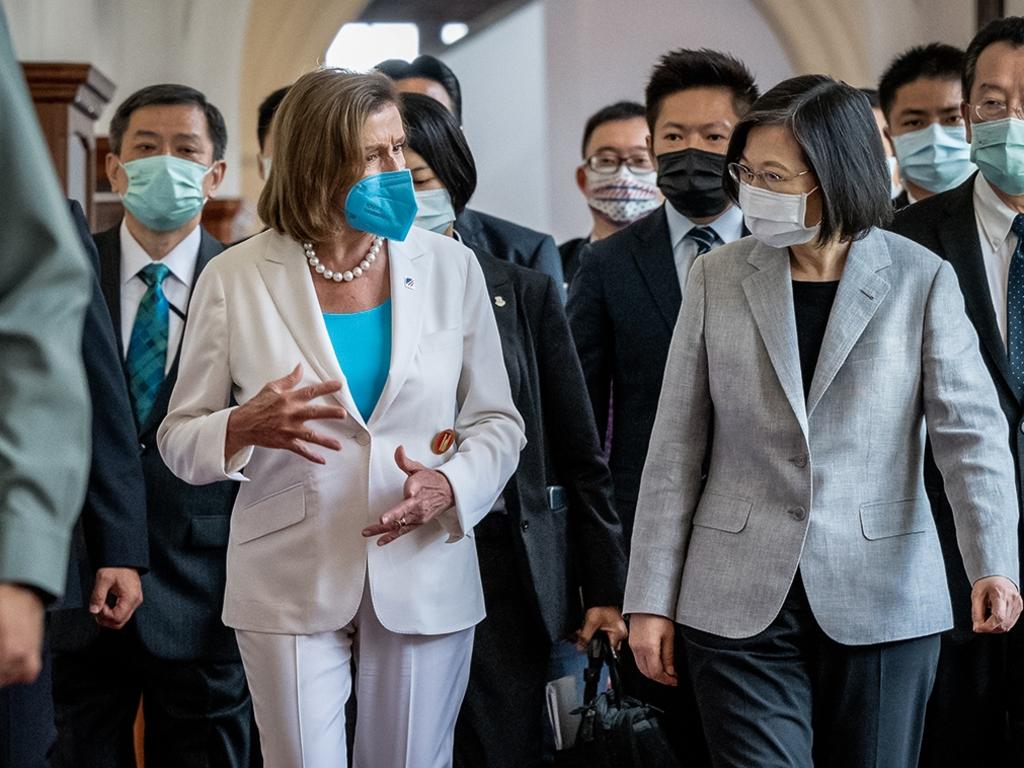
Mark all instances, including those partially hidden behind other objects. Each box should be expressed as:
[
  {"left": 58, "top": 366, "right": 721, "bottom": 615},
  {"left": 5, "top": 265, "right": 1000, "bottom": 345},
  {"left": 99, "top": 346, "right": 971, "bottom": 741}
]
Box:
[{"left": 687, "top": 226, "right": 718, "bottom": 256}]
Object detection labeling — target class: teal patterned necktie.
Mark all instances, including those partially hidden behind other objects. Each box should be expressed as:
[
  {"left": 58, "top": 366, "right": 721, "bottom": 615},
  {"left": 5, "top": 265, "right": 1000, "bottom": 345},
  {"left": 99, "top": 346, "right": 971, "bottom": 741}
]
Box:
[
  {"left": 127, "top": 262, "right": 171, "bottom": 425},
  {"left": 1008, "top": 214, "right": 1024, "bottom": 385}
]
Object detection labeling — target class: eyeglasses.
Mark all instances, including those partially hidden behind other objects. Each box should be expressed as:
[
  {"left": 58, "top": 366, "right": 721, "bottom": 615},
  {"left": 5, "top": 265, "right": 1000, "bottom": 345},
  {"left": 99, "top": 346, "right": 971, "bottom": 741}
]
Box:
[
  {"left": 727, "top": 162, "right": 813, "bottom": 192},
  {"left": 585, "top": 154, "right": 655, "bottom": 175},
  {"left": 972, "top": 100, "right": 1024, "bottom": 122}
]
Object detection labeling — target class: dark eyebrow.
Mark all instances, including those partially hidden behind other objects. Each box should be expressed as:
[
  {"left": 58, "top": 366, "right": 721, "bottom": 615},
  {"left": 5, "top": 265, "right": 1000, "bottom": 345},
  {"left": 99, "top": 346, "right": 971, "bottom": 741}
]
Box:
[
  {"left": 591, "top": 144, "right": 649, "bottom": 155},
  {"left": 662, "top": 121, "right": 732, "bottom": 132}
]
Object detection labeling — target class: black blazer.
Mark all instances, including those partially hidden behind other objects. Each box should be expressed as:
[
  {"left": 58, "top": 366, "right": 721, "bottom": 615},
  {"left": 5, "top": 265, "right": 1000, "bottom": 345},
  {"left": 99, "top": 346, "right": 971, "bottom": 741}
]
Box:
[
  {"left": 475, "top": 249, "right": 627, "bottom": 642},
  {"left": 891, "top": 174, "right": 1024, "bottom": 637},
  {"left": 558, "top": 236, "right": 589, "bottom": 291},
  {"left": 567, "top": 206, "right": 680, "bottom": 540},
  {"left": 456, "top": 207, "right": 566, "bottom": 300},
  {"left": 58, "top": 201, "right": 149, "bottom": 613},
  {"left": 892, "top": 189, "right": 911, "bottom": 211},
  {"left": 81, "top": 223, "right": 239, "bottom": 661}
]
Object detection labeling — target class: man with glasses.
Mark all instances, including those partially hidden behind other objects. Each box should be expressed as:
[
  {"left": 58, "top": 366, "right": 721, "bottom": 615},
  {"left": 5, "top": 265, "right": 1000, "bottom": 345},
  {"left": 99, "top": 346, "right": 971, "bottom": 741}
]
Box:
[
  {"left": 567, "top": 48, "right": 759, "bottom": 766},
  {"left": 559, "top": 101, "right": 661, "bottom": 289},
  {"left": 892, "top": 16, "right": 1024, "bottom": 767}
]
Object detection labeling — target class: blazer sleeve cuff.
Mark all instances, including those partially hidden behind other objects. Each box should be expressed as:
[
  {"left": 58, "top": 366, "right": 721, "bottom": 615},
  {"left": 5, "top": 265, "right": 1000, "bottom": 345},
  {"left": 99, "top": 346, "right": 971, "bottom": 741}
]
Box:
[
  {"left": 435, "top": 459, "right": 483, "bottom": 543},
  {"left": 0, "top": 509, "right": 73, "bottom": 600}
]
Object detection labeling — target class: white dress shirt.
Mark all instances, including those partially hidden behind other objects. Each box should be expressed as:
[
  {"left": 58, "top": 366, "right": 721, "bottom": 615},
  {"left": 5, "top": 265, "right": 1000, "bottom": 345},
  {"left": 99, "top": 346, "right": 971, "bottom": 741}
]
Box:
[
  {"left": 973, "top": 173, "right": 1020, "bottom": 346},
  {"left": 119, "top": 221, "right": 200, "bottom": 372},
  {"left": 664, "top": 202, "right": 745, "bottom": 288}
]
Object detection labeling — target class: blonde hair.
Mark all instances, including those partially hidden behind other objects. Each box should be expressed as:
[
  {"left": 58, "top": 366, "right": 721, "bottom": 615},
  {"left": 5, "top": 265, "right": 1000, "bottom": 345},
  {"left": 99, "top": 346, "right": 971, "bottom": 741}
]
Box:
[{"left": 258, "top": 68, "right": 398, "bottom": 243}]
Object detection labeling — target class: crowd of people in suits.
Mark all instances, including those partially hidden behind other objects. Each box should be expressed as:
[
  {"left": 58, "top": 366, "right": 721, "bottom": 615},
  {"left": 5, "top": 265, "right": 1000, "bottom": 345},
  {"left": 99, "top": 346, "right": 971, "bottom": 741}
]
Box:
[{"left": 6, "top": 5, "right": 1024, "bottom": 767}]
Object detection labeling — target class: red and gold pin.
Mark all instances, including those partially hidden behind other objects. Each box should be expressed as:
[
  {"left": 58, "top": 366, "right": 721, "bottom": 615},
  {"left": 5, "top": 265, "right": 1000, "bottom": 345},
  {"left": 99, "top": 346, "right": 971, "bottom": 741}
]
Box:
[{"left": 431, "top": 429, "right": 456, "bottom": 455}]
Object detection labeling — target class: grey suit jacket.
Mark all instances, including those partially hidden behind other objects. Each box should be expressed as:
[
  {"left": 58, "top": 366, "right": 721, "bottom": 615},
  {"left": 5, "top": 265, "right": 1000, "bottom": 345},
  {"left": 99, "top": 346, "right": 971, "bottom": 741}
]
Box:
[{"left": 623, "top": 228, "right": 1020, "bottom": 645}]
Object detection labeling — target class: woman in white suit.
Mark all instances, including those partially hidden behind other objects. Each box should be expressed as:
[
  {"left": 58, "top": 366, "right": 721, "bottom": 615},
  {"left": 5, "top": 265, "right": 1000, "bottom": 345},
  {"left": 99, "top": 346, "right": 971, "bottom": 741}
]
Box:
[{"left": 157, "top": 69, "right": 525, "bottom": 768}]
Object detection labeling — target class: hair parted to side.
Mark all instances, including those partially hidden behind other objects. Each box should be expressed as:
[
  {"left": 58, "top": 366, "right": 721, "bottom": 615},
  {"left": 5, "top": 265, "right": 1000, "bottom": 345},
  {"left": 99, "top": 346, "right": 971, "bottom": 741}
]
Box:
[
  {"left": 723, "top": 75, "right": 892, "bottom": 245},
  {"left": 109, "top": 83, "right": 227, "bottom": 160},
  {"left": 258, "top": 69, "right": 398, "bottom": 244},
  {"left": 963, "top": 16, "right": 1024, "bottom": 97},
  {"left": 877, "top": 43, "right": 964, "bottom": 119},
  {"left": 645, "top": 48, "right": 759, "bottom": 132}
]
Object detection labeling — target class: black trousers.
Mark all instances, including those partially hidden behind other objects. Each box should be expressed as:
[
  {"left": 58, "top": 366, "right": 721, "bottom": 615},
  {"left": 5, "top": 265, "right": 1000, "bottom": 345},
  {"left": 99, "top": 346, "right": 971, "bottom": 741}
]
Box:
[
  {"left": 454, "top": 518, "right": 552, "bottom": 768},
  {"left": 51, "top": 622, "right": 252, "bottom": 768},
  {"left": 682, "top": 576, "right": 941, "bottom": 768},
  {"left": 0, "top": 627, "right": 56, "bottom": 767},
  {"left": 918, "top": 624, "right": 1024, "bottom": 766}
]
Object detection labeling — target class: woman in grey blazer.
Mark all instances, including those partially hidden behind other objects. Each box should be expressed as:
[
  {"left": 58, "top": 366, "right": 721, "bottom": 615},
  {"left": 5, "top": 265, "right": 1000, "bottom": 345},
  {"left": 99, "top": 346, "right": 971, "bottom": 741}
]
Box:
[{"left": 623, "top": 75, "right": 1023, "bottom": 768}]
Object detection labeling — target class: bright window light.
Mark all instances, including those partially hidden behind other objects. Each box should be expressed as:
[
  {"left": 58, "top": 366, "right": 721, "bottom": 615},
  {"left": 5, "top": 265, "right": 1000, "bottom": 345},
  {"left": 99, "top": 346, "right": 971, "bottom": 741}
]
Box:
[
  {"left": 325, "top": 23, "right": 419, "bottom": 72},
  {"left": 440, "top": 22, "right": 469, "bottom": 45}
]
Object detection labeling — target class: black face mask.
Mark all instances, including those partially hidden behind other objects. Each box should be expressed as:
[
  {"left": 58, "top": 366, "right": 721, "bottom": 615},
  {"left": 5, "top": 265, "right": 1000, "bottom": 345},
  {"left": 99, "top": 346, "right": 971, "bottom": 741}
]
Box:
[{"left": 655, "top": 148, "right": 729, "bottom": 219}]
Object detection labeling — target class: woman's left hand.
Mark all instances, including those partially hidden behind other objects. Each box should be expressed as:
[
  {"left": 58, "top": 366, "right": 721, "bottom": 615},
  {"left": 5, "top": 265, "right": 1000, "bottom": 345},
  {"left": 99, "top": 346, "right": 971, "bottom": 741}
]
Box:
[
  {"left": 577, "top": 606, "right": 628, "bottom": 651},
  {"left": 362, "top": 445, "right": 454, "bottom": 545}
]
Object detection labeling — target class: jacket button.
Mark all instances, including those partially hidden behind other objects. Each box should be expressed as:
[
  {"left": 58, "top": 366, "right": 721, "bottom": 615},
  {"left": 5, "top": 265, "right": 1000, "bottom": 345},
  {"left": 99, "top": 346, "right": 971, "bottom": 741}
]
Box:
[
  {"left": 791, "top": 455, "right": 808, "bottom": 468},
  {"left": 788, "top": 507, "right": 807, "bottom": 521},
  {"left": 139, "top": 442, "right": 146, "bottom": 452},
  {"left": 355, "top": 434, "right": 370, "bottom": 447},
  {"left": 521, "top": 521, "right": 530, "bottom": 532}
]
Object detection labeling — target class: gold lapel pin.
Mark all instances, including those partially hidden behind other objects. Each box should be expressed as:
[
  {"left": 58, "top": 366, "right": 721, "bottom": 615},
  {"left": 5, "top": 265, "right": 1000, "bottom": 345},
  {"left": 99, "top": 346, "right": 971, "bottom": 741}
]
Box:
[{"left": 494, "top": 296, "right": 506, "bottom": 308}]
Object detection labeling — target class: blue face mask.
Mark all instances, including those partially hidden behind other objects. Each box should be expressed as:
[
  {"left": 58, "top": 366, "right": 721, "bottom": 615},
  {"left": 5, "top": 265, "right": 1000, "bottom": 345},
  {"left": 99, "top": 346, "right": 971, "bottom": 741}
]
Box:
[
  {"left": 120, "top": 155, "right": 212, "bottom": 231},
  {"left": 970, "top": 118, "right": 1024, "bottom": 195},
  {"left": 891, "top": 123, "right": 975, "bottom": 193},
  {"left": 413, "top": 188, "right": 456, "bottom": 235},
  {"left": 344, "top": 170, "right": 418, "bottom": 241}
]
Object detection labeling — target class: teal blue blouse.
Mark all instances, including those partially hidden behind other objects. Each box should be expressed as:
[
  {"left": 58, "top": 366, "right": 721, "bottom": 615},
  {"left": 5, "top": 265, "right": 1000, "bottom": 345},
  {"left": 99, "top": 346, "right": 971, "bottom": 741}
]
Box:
[{"left": 323, "top": 300, "right": 392, "bottom": 420}]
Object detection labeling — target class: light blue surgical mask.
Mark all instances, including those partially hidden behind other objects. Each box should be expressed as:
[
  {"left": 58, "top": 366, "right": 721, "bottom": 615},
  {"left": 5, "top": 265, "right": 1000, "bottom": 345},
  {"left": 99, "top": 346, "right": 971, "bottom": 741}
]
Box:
[
  {"left": 120, "top": 155, "right": 212, "bottom": 231},
  {"left": 413, "top": 188, "right": 456, "bottom": 235},
  {"left": 970, "top": 117, "right": 1024, "bottom": 195},
  {"left": 344, "top": 170, "right": 418, "bottom": 241},
  {"left": 891, "top": 123, "right": 975, "bottom": 193}
]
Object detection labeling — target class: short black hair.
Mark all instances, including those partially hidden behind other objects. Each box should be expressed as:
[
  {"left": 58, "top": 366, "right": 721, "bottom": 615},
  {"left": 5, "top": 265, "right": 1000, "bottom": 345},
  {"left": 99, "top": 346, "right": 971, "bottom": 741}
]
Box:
[
  {"left": 859, "top": 87, "right": 881, "bottom": 109},
  {"left": 877, "top": 43, "right": 964, "bottom": 119},
  {"left": 964, "top": 16, "right": 1024, "bottom": 98},
  {"left": 580, "top": 101, "right": 646, "bottom": 157},
  {"left": 400, "top": 92, "right": 477, "bottom": 215},
  {"left": 724, "top": 75, "right": 892, "bottom": 245},
  {"left": 257, "top": 86, "right": 290, "bottom": 150},
  {"left": 109, "top": 84, "right": 227, "bottom": 161},
  {"left": 376, "top": 55, "right": 463, "bottom": 122},
  {"left": 645, "top": 48, "right": 758, "bottom": 132}
]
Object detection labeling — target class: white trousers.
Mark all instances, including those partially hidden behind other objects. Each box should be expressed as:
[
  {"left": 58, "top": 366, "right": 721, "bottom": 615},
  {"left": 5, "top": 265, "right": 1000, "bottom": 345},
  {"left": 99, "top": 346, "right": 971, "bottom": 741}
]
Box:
[{"left": 236, "top": 584, "right": 475, "bottom": 768}]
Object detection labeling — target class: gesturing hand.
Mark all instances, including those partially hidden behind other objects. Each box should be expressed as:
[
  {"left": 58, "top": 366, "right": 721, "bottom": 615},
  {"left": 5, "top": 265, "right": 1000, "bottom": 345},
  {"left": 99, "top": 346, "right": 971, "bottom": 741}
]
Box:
[
  {"left": 0, "top": 584, "right": 44, "bottom": 688},
  {"left": 225, "top": 363, "right": 348, "bottom": 465},
  {"left": 972, "top": 576, "right": 1023, "bottom": 634},
  {"left": 89, "top": 567, "right": 143, "bottom": 630},
  {"left": 362, "top": 446, "right": 455, "bottom": 546}
]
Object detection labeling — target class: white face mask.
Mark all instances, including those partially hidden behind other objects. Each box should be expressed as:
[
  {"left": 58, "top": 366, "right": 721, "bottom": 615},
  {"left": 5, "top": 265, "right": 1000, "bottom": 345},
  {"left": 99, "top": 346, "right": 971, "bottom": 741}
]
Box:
[
  {"left": 738, "top": 181, "right": 821, "bottom": 248},
  {"left": 259, "top": 155, "right": 272, "bottom": 179}
]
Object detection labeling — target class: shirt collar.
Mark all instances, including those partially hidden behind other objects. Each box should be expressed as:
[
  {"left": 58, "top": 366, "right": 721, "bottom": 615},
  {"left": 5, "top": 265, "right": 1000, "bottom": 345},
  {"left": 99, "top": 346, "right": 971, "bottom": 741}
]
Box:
[
  {"left": 119, "top": 220, "right": 201, "bottom": 287},
  {"left": 973, "top": 173, "right": 1018, "bottom": 253},
  {"left": 664, "top": 201, "right": 744, "bottom": 250}
]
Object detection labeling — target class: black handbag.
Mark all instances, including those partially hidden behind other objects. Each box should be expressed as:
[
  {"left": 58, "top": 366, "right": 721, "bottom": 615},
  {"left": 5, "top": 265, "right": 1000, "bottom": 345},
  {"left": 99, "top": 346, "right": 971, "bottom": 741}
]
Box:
[{"left": 559, "top": 632, "right": 683, "bottom": 768}]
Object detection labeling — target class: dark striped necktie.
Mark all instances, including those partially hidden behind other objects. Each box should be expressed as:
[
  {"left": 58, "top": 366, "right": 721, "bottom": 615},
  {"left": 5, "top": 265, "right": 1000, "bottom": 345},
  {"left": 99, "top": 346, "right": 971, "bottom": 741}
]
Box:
[{"left": 687, "top": 225, "right": 718, "bottom": 256}]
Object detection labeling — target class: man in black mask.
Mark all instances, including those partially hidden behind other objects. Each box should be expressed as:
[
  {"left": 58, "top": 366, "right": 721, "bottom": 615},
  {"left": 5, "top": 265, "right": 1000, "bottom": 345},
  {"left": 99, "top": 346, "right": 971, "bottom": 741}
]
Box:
[{"left": 567, "top": 49, "right": 758, "bottom": 763}]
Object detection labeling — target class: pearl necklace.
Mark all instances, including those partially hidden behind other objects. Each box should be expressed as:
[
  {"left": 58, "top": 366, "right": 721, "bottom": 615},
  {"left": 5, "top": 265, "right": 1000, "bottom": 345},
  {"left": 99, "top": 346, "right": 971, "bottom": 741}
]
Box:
[{"left": 303, "top": 237, "right": 383, "bottom": 283}]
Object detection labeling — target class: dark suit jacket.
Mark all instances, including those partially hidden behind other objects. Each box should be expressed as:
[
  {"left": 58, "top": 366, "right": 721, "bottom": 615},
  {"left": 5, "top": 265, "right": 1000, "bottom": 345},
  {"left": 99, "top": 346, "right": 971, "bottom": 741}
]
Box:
[
  {"left": 57, "top": 223, "right": 240, "bottom": 661},
  {"left": 893, "top": 189, "right": 911, "bottom": 211},
  {"left": 455, "top": 207, "right": 566, "bottom": 300},
  {"left": 891, "top": 174, "right": 1024, "bottom": 639},
  {"left": 475, "top": 249, "right": 627, "bottom": 642},
  {"left": 558, "top": 236, "right": 588, "bottom": 291},
  {"left": 566, "top": 206, "right": 680, "bottom": 541},
  {"left": 57, "top": 202, "right": 149, "bottom": 613}
]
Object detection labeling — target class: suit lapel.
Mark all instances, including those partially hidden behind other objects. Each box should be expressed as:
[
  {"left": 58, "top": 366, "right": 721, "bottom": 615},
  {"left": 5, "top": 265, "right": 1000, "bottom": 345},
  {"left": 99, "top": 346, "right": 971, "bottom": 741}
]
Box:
[
  {"left": 742, "top": 242, "right": 808, "bottom": 438},
  {"left": 805, "top": 232, "right": 891, "bottom": 416},
  {"left": 368, "top": 237, "right": 429, "bottom": 426},
  {"left": 475, "top": 253, "right": 520, "bottom": 402},
  {"left": 632, "top": 206, "right": 682, "bottom": 332},
  {"left": 938, "top": 183, "right": 1022, "bottom": 401},
  {"left": 254, "top": 231, "right": 364, "bottom": 426},
  {"left": 94, "top": 227, "right": 124, "bottom": 359}
]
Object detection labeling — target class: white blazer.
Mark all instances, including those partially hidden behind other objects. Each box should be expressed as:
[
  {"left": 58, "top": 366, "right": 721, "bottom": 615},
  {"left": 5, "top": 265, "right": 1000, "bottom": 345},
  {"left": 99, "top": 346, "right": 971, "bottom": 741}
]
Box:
[{"left": 157, "top": 227, "right": 526, "bottom": 636}]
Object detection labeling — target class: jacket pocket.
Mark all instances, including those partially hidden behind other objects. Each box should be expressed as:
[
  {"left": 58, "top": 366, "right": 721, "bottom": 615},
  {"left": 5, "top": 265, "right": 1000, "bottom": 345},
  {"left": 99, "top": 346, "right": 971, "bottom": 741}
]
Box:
[
  {"left": 189, "top": 515, "right": 231, "bottom": 548},
  {"left": 860, "top": 498, "right": 930, "bottom": 540},
  {"left": 693, "top": 493, "right": 753, "bottom": 533},
  {"left": 234, "top": 483, "right": 306, "bottom": 544}
]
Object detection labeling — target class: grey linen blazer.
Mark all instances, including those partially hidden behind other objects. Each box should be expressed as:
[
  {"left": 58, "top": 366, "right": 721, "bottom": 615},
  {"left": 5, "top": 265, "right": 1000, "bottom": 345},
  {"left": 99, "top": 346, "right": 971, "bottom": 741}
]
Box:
[{"left": 623, "top": 228, "right": 1020, "bottom": 645}]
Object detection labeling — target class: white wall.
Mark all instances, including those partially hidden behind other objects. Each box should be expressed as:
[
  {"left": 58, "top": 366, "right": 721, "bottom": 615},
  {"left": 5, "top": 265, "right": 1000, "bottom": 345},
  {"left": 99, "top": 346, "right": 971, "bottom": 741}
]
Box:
[
  {"left": 440, "top": 0, "right": 793, "bottom": 242},
  {"left": 2, "top": 0, "right": 251, "bottom": 196}
]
